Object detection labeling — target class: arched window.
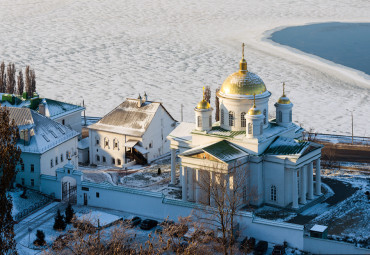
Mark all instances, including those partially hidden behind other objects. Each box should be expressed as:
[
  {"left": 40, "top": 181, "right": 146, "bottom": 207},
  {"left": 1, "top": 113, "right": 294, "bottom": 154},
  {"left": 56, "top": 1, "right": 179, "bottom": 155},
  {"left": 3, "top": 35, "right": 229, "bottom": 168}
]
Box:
[
  {"left": 263, "top": 109, "right": 267, "bottom": 124},
  {"left": 209, "top": 115, "right": 212, "bottom": 127},
  {"left": 270, "top": 185, "right": 277, "bottom": 201},
  {"left": 229, "top": 111, "right": 234, "bottom": 126},
  {"left": 221, "top": 109, "right": 224, "bottom": 125},
  {"left": 113, "top": 138, "right": 119, "bottom": 149},
  {"left": 197, "top": 116, "right": 202, "bottom": 127},
  {"left": 248, "top": 123, "right": 252, "bottom": 134},
  {"left": 260, "top": 122, "right": 263, "bottom": 134},
  {"left": 241, "top": 112, "right": 246, "bottom": 127},
  {"left": 279, "top": 111, "right": 282, "bottom": 122},
  {"left": 104, "top": 137, "right": 109, "bottom": 148},
  {"left": 289, "top": 110, "right": 292, "bottom": 122}
]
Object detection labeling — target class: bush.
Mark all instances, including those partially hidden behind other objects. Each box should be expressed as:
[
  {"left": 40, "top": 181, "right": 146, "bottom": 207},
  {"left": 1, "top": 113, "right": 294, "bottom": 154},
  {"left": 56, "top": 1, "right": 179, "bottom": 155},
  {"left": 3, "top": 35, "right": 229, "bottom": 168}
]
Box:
[
  {"left": 65, "top": 203, "right": 74, "bottom": 224},
  {"left": 53, "top": 209, "right": 66, "bottom": 231},
  {"left": 33, "top": 230, "right": 46, "bottom": 246}
]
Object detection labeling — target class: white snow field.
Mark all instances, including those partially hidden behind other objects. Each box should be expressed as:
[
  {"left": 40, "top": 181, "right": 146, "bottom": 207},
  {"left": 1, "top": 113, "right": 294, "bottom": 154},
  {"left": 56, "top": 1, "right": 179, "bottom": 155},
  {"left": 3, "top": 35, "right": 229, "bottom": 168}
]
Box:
[{"left": 0, "top": 0, "right": 369, "bottom": 135}]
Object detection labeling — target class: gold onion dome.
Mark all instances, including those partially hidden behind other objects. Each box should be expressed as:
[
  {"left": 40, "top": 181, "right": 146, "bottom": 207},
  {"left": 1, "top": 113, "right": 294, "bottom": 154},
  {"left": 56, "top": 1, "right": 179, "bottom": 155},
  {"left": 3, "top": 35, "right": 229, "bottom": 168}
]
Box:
[
  {"left": 196, "top": 86, "right": 211, "bottom": 109},
  {"left": 197, "top": 99, "right": 211, "bottom": 109},
  {"left": 220, "top": 43, "right": 266, "bottom": 96},
  {"left": 247, "top": 94, "right": 261, "bottom": 115},
  {"left": 277, "top": 82, "right": 291, "bottom": 104}
]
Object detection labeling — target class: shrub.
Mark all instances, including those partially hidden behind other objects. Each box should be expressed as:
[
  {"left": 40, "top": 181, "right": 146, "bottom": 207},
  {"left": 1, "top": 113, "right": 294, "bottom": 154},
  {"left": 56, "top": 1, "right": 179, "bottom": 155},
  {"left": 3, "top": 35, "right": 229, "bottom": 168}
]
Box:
[
  {"left": 33, "top": 230, "right": 46, "bottom": 246},
  {"left": 53, "top": 209, "right": 66, "bottom": 231},
  {"left": 65, "top": 203, "right": 74, "bottom": 224}
]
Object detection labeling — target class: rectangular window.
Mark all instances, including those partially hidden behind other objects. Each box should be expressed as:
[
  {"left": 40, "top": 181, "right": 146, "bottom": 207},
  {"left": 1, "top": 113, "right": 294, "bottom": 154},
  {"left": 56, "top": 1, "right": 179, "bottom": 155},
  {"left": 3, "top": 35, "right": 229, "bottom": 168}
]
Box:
[
  {"left": 31, "top": 179, "right": 34, "bottom": 187},
  {"left": 96, "top": 192, "right": 100, "bottom": 198},
  {"left": 61, "top": 154, "right": 64, "bottom": 162},
  {"left": 112, "top": 158, "right": 115, "bottom": 164},
  {"left": 96, "top": 139, "right": 99, "bottom": 145},
  {"left": 21, "top": 163, "right": 25, "bottom": 172},
  {"left": 96, "top": 155, "right": 100, "bottom": 162},
  {"left": 21, "top": 178, "right": 25, "bottom": 186},
  {"left": 50, "top": 159, "right": 54, "bottom": 168},
  {"left": 81, "top": 187, "right": 89, "bottom": 191},
  {"left": 117, "top": 159, "right": 121, "bottom": 165},
  {"left": 30, "top": 164, "right": 34, "bottom": 173},
  {"left": 55, "top": 157, "right": 58, "bottom": 165},
  {"left": 103, "top": 156, "right": 106, "bottom": 163},
  {"left": 66, "top": 151, "right": 69, "bottom": 159}
]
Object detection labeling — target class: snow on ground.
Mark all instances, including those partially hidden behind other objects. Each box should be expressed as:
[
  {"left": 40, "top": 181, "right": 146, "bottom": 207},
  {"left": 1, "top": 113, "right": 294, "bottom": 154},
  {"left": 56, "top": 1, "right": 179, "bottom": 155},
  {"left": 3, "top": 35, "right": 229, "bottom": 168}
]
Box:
[
  {"left": 0, "top": 0, "right": 369, "bottom": 136},
  {"left": 9, "top": 188, "right": 48, "bottom": 217},
  {"left": 76, "top": 209, "right": 122, "bottom": 227}
]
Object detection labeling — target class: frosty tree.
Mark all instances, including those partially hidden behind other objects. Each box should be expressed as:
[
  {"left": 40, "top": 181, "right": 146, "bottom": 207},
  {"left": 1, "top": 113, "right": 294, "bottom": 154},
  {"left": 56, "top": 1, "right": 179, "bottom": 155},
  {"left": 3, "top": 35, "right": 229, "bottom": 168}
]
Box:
[{"left": 0, "top": 107, "right": 22, "bottom": 254}]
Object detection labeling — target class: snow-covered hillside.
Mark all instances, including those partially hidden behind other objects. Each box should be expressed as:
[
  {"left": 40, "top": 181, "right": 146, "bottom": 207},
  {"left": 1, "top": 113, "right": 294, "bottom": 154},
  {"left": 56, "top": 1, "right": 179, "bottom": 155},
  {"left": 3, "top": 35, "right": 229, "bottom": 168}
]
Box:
[{"left": 0, "top": 0, "right": 369, "bottom": 135}]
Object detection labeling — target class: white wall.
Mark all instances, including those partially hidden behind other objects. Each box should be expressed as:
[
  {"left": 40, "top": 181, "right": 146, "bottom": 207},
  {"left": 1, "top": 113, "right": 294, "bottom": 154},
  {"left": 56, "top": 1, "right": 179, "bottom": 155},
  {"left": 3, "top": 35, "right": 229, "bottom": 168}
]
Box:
[
  {"left": 40, "top": 137, "right": 78, "bottom": 176},
  {"left": 54, "top": 111, "right": 82, "bottom": 134},
  {"left": 304, "top": 236, "right": 369, "bottom": 255}
]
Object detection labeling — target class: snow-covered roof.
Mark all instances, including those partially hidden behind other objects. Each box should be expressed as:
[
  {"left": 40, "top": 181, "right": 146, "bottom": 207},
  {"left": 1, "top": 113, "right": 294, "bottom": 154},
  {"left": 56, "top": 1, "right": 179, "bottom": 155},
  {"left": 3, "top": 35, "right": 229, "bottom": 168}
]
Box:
[
  {"left": 88, "top": 99, "right": 174, "bottom": 137},
  {"left": 8, "top": 107, "right": 79, "bottom": 154},
  {"left": 310, "top": 224, "right": 328, "bottom": 232},
  {"left": 167, "top": 122, "right": 194, "bottom": 142},
  {"left": 36, "top": 98, "right": 84, "bottom": 119},
  {"left": 78, "top": 137, "right": 90, "bottom": 150},
  {"left": 264, "top": 136, "right": 311, "bottom": 156},
  {"left": 181, "top": 140, "right": 249, "bottom": 163}
]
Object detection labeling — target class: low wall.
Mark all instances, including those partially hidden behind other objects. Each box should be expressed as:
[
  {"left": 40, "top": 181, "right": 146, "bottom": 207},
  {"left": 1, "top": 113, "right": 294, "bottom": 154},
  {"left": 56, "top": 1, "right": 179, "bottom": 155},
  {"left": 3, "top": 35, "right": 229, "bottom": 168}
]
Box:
[{"left": 304, "top": 236, "right": 369, "bottom": 254}]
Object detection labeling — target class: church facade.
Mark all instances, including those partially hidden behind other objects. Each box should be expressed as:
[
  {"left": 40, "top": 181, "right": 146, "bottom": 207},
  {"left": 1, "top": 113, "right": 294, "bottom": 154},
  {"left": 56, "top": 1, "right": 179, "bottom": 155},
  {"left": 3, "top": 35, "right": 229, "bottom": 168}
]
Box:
[{"left": 168, "top": 45, "right": 323, "bottom": 210}]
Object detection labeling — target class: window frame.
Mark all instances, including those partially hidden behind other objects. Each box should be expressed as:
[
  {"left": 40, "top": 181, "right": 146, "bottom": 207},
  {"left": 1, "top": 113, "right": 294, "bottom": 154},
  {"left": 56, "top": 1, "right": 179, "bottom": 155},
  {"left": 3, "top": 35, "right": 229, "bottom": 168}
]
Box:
[{"left": 229, "top": 111, "right": 234, "bottom": 127}]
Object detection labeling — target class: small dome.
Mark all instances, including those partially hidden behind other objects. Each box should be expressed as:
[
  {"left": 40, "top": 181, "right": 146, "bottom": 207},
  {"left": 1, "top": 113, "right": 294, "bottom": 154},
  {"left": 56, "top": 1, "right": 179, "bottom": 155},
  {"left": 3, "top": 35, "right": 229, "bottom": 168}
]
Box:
[
  {"left": 247, "top": 106, "right": 261, "bottom": 116},
  {"left": 277, "top": 96, "right": 291, "bottom": 104},
  {"left": 196, "top": 99, "right": 211, "bottom": 109}
]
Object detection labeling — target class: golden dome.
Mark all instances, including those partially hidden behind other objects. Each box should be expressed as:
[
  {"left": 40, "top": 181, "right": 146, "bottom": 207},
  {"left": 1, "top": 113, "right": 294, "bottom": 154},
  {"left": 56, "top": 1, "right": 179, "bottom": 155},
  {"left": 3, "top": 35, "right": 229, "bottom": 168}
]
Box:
[
  {"left": 196, "top": 99, "right": 210, "bottom": 109},
  {"left": 277, "top": 83, "right": 291, "bottom": 104},
  {"left": 247, "top": 107, "right": 261, "bottom": 115}
]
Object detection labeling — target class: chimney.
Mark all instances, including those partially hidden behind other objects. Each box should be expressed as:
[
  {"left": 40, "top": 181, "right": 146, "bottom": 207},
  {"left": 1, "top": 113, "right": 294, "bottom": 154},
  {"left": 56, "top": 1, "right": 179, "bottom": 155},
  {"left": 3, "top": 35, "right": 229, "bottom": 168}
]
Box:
[
  {"left": 143, "top": 92, "right": 147, "bottom": 103},
  {"left": 39, "top": 102, "right": 45, "bottom": 115},
  {"left": 137, "top": 94, "right": 142, "bottom": 107},
  {"left": 38, "top": 99, "right": 50, "bottom": 117}
]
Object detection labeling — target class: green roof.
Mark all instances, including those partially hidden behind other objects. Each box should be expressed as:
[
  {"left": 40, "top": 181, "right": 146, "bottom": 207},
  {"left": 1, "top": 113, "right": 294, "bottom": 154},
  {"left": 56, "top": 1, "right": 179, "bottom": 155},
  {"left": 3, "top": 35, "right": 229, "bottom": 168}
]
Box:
[
  {"left": 264, "top": 137, "right": 309, "bottom": 156},
  {"left": 203, "top": 140, "right": 248, "bottom": 162},
  {"left": 192, "top": 126, "right": 245, "bottom": 138}
]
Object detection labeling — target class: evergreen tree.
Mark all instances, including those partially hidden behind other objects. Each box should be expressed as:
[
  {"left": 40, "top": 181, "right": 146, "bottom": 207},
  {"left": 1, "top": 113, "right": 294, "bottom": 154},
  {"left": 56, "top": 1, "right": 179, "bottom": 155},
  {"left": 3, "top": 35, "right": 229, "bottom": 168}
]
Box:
[
  {"left": 33, "top": 230, "right": 46, "bottom": 246},
  {"left": 0, "top": 107, "right": 22, "bottom": 254},
  {"left": 0, "top": 62, "right": 6, "bottom": 93},
  {"left": 53, "top": 209, "right": 66, "bottom": 231},
  {"left": 65, "top": 203, "right": 74, "bottom": 224},
  {"left": 6, "top": 63, "right": 16, "bottom": 94},
  {"left": 17, "top": 70, "right": 24, "bottom": 96},
  {"left": 215, "top": 87, "right": 220, "bottom": 121},
  {"left": 30, "top": 69, "right": 36, "bottom": 96}
]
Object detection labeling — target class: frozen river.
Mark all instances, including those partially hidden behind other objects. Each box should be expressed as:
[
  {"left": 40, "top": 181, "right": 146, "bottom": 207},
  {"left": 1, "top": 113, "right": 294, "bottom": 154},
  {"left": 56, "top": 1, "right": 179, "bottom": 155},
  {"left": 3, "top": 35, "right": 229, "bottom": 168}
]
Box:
[{"left": 0, "top": 0, "right": 369, "bottom": 135}]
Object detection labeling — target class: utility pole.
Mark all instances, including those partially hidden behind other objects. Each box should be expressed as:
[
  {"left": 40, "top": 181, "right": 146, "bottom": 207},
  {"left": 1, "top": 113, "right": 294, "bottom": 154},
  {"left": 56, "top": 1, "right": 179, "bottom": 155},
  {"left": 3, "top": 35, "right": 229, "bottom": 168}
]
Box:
[
  {"left": 351, "top": 111, "right": 354, "bottom": 145},
  {"left": 181, "top": 104, "right": 183, "bottom": 122}
]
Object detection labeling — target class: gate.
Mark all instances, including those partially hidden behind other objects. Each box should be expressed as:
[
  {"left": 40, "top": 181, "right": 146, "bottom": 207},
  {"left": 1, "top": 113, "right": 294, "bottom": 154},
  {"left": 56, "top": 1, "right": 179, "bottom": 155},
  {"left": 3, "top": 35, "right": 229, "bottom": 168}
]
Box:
[{"left": 62, "top": 182, "right": 77, "bottom": 204}]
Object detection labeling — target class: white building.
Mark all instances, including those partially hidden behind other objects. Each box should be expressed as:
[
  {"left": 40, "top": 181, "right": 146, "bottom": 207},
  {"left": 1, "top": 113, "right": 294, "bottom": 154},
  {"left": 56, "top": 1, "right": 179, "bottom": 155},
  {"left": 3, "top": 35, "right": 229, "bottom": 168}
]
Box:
[
  {"left": 88, "top": 94, "right": 177, "bottom": 167},
  {"left": 168, "top": 46, "right": 323, "bottom": 211},
  {"left": 7, "top": 107, "right": 79, "bottom": 191}
]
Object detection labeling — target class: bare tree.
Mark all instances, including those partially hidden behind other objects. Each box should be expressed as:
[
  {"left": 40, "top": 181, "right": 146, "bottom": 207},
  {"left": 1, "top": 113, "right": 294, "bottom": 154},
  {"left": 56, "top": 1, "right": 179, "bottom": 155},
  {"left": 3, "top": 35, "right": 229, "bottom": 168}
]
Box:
[
  {"left": 6, "top": 63, "right": 16, "bottom": 94},
  {"left": 25, "top": 66, "right": 31, "bottom": 98},
  {"left": 215, "top": 87, "right": 220, "bottom": 121},
  {"left": 0, "top": 62, "right": 6, "bottom": 93},
  {"left": 0, "top": 107, "right": 22, "bottom": 255},
  {"left": 204, "top": 86, "right": 211, "bottom": 103},
  {"left": 195, "top": 163, "right": 257, "bottom": 255},
  {"left": 17, "top": 70, "right": 24, "bottom": 96}
]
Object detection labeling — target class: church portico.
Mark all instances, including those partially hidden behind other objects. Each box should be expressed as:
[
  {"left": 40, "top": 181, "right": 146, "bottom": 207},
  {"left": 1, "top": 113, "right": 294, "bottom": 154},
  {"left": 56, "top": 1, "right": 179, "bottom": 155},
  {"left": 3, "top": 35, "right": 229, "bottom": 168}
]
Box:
[{"left": 167, "top": 44, "right": 324, "bottom": 212}]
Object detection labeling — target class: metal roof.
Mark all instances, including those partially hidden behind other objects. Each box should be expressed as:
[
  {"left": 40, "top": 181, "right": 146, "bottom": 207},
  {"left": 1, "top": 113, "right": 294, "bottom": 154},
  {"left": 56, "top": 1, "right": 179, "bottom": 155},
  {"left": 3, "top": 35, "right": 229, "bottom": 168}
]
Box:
[{"left": 264, "top": 136, "right": 310, "bottom": 156}]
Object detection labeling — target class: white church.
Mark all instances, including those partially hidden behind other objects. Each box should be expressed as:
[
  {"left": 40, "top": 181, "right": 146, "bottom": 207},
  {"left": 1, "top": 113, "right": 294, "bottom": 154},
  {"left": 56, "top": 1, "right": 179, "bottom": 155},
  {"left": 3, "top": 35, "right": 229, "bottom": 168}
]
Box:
[{"left": 168, "top": 45, "right": 323, "bottom": 210}]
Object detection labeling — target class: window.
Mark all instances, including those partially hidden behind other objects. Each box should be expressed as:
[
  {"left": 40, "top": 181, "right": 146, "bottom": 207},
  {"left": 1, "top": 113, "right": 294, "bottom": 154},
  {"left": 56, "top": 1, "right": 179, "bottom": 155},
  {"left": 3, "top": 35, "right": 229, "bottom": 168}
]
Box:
[
  {"left": 31, "top": 179, "right": 34, "bottom": 187},
  {"left": 62, "top": 119, "right": 65, "bottom": 125},
  {"left": 241, "top": 112, "right": 246, "bottom": 127},
  {"left": 103, "top": 156, "right": 106, "bottom": 163},
  {"left": 21, "top": 163, "right": 25, "bottom": 172},
  {"left": 50, "top": 159, "right": 53, "bottom": 168},
  {"left": 112, "top": 158, "right": 115, "bottom": 164},
  {"left": 221, "top": 109, "right": 224, "bottom": 125},
  {"left": 55, "top": 157, "right": 58, "bottom": 165},
  {"left": 61, "top": 154, "right": 64, "bottom": 162},
  {"left": 96, "top": 155, "right": 100, "bottom": 162},
  {"left": 82, "top": 187, "right": 89, "bottom": 191},
  {"left": 96, "top": 138, "right": 100, "bottom": 145},
  {"left": 260, "top": 122, "right": 263, "bottom": 134},
  {"left": 248, "top": 123, "right": 252, "bottom": 134},
  {"left": 149, "top": 142, "right": 153, "bottom": 148},
  {"left": 263, "top": 109, "right": 266, "bottom": 124},
  {"left": 66, "top": 151, "right": 69, "bottom": 159},
  {"left": 117, "top": 159, "right": 121, "bottom": 165},
  {"left": 209, "top": 115, "right": 212, "bottom": 127},
  {"left": 289, "top": 110, "right": 292, "bottom": 122},
  {"left": 31, "top": 164, "right": 34, "bottom": 173},
  {"left": 96, "top": 192, "right": 100, "bottom": 198},
  {"left": 21, "top": 178, "right": 25, "bottom": 186},
  {"left": 197, "top": 116, "right": 202, "bottom": 127},
  {"left": 270, "top": 185, "right": 277, "bottom": 201},
  {"left": 113, "top": 139, "right": 118, "bottom": 149},
  {"left": 279, "top": 111, "right": 282, "bottom": 122},
  {"left": 104, "top": 138, "right": 109, "bottom": 148},
  {"left": 229, "top": 111, "right": 234, "bottom": 126}
]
